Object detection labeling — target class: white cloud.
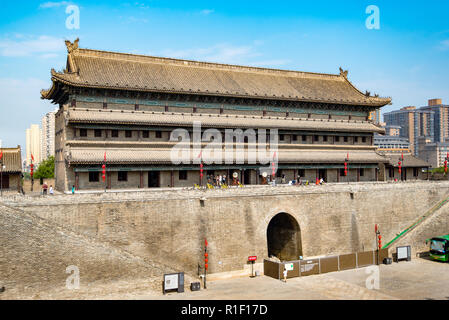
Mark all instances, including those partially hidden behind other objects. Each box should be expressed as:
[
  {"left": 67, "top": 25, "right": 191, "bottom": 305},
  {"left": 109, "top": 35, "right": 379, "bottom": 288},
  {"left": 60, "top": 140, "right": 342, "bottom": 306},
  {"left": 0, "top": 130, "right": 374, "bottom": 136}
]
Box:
[
  {"left": 160, "top": 43, "right": 289, "bottom": 68},
  {"left": 200, "top": 9, "right": 214, "bottom": 15},
  {"left": 162, "top": 43, "right": 260, "bottom": 65},
  {"left": 0, "top": 35, "right": 65, "bottom": 57},
  {"left": 39, "top": 1, "right": 70, "bottom": 9},
  {"left": 440, "top": 39, "right": 449, "bottom": 50}
]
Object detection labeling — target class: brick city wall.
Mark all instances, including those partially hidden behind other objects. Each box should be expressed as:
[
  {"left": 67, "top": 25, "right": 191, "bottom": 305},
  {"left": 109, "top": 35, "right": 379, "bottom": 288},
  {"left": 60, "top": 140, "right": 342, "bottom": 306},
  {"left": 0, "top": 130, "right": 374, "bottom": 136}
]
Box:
[
  {"left": 0, "top": 203, "right": 193, "bottom": 299},
  {"left": 4, "top": 181, "right": 449, "bottom": 277}
]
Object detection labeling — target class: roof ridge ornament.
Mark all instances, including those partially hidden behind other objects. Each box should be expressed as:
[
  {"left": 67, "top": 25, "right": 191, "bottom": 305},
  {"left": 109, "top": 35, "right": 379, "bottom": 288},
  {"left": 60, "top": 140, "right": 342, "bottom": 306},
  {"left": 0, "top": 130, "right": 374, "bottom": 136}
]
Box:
[
  {"left": 339, "top": 67, "right": 348, "bottom": 78},
  {"left": 65, "top": 38, "right": 80, "bottom": 53}
]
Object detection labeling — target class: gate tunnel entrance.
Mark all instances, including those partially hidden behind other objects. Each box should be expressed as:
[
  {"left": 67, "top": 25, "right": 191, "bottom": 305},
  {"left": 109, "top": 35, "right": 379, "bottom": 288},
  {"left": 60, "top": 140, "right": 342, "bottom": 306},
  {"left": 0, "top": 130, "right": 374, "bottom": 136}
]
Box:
[{"left": 267, "top": 212, "right": 303, "bottom": 261}]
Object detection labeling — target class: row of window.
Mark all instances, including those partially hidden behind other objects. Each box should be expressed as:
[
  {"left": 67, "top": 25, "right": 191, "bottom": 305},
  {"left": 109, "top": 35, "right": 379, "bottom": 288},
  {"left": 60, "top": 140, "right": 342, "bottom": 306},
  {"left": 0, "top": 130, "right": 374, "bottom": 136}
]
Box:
[
  {"left": 88, "top": 168, "right": 369, "bottom": 183},
  {"left": 388, "top": 167, "right": 419, "bottom": 177},
  {"left": 280, "top": 134, "right": 368, "bottom": 143},
  {"left": 88, "top": 170, "right": 188, "bottom": 182},
  {"left": 79, "top": 129, "right": 162, "bottom": 139},
  {"left": 77, "top": 129, "right": 369, "bottom": 143}
]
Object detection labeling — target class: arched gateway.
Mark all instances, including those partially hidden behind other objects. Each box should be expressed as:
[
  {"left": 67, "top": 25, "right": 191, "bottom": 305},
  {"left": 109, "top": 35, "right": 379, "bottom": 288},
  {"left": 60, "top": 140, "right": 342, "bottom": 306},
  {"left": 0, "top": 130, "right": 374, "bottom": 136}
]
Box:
[{"left": 267, "top": 212, "right": 303, "bottom": 261}]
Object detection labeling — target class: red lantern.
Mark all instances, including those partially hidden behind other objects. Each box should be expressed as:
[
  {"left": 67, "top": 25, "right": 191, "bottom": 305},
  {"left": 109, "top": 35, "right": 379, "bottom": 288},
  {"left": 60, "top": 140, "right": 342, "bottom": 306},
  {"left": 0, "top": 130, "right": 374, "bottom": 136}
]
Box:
[
  {"left": 30, "top": 163, "right": 34, "bottom": 177},
  {"left": 102, "top": 164, "right": 106, "bottom": 181},
  {"left": 205, "top": 263, "right": 208, "bottom": 270},
  {"left": 445, "top": 160, "right": 447, "bottom": 174},
  {"left": 204, "top": 252, "right": 208, "bottom": 257},
  {"left": 398, "top": 161, "right": 402, "bottom": 174},
  {"left": 344, "top": 162, "right": 348, "bottom": 176},
  {"left": 200, "top": 162, "right": 203, "bottom": 178}
]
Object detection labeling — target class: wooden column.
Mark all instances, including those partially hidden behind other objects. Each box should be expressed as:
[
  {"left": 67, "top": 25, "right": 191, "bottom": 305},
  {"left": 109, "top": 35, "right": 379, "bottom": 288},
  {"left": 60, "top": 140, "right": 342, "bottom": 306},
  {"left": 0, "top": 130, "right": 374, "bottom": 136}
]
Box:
[
  {"left": 171, "top": 170, "right": 174, "bottom": 188},
  {"left": 139, "top": 171, "right": 143, "bottom": 188},
  {"left": 75, "top": 172, "right": 79, "bottom": 190},
  {"left": 107, "top": 172, "right": 111, "bottom": 189},
  {"left": 357, "top": 168, "right": 360, "bottom": 182}
]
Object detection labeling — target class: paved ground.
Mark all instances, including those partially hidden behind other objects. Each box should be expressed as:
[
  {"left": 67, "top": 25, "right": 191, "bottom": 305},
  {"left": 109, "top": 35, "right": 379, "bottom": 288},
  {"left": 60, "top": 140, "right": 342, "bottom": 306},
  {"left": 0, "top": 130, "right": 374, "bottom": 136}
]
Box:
[
  {"left": 4, "top": 257, "right": 448, "bottom": 300},
  {"left": 144, "top": 258, "right": 449, "bottom": 300}
]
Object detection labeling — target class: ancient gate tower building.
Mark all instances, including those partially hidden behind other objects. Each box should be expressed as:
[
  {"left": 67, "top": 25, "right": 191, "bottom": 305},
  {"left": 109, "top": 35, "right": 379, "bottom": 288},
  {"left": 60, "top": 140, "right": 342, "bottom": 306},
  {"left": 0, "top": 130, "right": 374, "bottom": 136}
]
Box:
[{"left": 42, "top": 39, "right": 391, "bottom": 191}]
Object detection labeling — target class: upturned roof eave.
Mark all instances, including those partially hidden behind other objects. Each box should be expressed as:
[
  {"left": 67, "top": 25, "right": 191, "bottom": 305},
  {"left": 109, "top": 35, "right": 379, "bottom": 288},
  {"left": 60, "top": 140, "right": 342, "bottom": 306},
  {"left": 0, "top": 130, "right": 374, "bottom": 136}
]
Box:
[{"left": 46, "top": 71, "right": 391, "bottom": 108}]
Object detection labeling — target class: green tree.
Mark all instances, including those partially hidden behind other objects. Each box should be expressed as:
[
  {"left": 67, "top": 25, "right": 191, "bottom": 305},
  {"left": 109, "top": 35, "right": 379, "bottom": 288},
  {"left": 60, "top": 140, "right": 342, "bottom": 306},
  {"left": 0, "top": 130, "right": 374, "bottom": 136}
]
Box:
[
  {"left": 34, "top": 156, "right": 55, "bottom": 179},
  {"left": 431, "top": 166, "right": 445, "bottom": 173}
]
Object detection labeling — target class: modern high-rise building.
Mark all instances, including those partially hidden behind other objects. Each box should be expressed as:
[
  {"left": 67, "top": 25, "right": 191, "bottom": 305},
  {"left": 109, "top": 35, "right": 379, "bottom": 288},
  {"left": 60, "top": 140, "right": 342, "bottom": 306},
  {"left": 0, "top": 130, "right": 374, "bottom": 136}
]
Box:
[
  {"left": 383, "top": 106, "right": 434, "bottom": 156},
  {"left": 368, "top": 109, "right": 381, "bottom": 124},
  {"left": 41, "top": 111, "right": 56, "bottom": 160},
  {"left": 419, "top": 99, "right": 449, "bottom": 143},
  {"left": 25, "top": 124, "right": 42, "bottom": 167}
]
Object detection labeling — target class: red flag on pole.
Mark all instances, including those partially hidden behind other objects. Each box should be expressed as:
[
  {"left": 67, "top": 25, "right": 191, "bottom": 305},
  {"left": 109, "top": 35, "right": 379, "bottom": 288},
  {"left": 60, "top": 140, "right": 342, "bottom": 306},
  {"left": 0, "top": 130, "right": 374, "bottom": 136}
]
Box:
[
  {"left": 31, "top": 154, "right": 34, "bottom": 161},
  {"left": 104, "top": 152, "right": 107, "bottom": 161},
  {"left": 0, "top": 150, "right": 3, "bottom": 161},
  {"left": 205, "top": 238, "right": 208, "bottom": 247}
]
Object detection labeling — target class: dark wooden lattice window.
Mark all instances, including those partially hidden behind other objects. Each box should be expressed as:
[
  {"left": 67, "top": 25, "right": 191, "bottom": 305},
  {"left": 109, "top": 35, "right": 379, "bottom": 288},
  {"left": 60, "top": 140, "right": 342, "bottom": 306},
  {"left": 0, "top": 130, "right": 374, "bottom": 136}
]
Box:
[
  {"left": 179, "top": 170, "right": 188, "bottom": 180},
  {"left": 89, "top": 172, "right": 99, "bottom": 182},
  {"left": 118, "top": 171, "right": 128, "bottom": 181}
]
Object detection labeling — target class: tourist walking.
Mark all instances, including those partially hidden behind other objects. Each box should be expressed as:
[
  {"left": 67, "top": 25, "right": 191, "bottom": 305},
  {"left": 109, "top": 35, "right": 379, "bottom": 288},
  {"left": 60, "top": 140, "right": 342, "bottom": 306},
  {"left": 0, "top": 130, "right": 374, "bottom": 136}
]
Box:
[
  {"left": 49, "top": 185, "right": 54, "bottom": 195},
  {"left": 42, "top": 183, "right": 48, "bottom": 195}
]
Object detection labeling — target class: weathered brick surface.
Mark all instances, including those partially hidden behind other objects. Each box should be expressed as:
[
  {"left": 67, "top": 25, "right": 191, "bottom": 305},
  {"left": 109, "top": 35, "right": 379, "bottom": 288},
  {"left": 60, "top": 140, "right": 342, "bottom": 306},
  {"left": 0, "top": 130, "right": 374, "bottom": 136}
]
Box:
[
  {"left": 3, "top": 181, "right": 449, "bottom": 279},
  {"left": 0, "top": 203, "right": 193, "bottom": 299},
  {"left": 393, "top": 200, "right": 449, "bottom": 255}
]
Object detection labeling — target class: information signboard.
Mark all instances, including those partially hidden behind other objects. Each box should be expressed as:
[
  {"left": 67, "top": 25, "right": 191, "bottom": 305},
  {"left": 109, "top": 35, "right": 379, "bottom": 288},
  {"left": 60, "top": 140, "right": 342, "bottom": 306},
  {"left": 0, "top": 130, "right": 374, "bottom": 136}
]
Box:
[{"left": 396, "top": 245, "right": 411, "bottom": 262}]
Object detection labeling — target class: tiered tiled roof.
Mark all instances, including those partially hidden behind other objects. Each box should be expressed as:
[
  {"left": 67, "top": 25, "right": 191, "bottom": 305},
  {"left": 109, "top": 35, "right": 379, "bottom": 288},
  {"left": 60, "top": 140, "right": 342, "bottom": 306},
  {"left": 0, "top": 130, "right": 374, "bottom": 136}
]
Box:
[
  {"left": 67, "top": 147, "right": 387, "bottom": 165},
  {"left": 42, "top": 39, "right": 391, "bottom": 107},
  {"left": 382, "top": 153, "right": 430, "bottom": 168},
  {"left": 1, "top": 146, "right": 22, "bottom": 173}
]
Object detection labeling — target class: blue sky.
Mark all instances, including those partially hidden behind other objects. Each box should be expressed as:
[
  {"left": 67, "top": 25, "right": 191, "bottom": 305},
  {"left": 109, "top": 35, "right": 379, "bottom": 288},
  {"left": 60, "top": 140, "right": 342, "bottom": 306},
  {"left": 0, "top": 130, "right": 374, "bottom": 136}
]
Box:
[{"left": 0, "top": 0, "right": 448, "bottom": 151}]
